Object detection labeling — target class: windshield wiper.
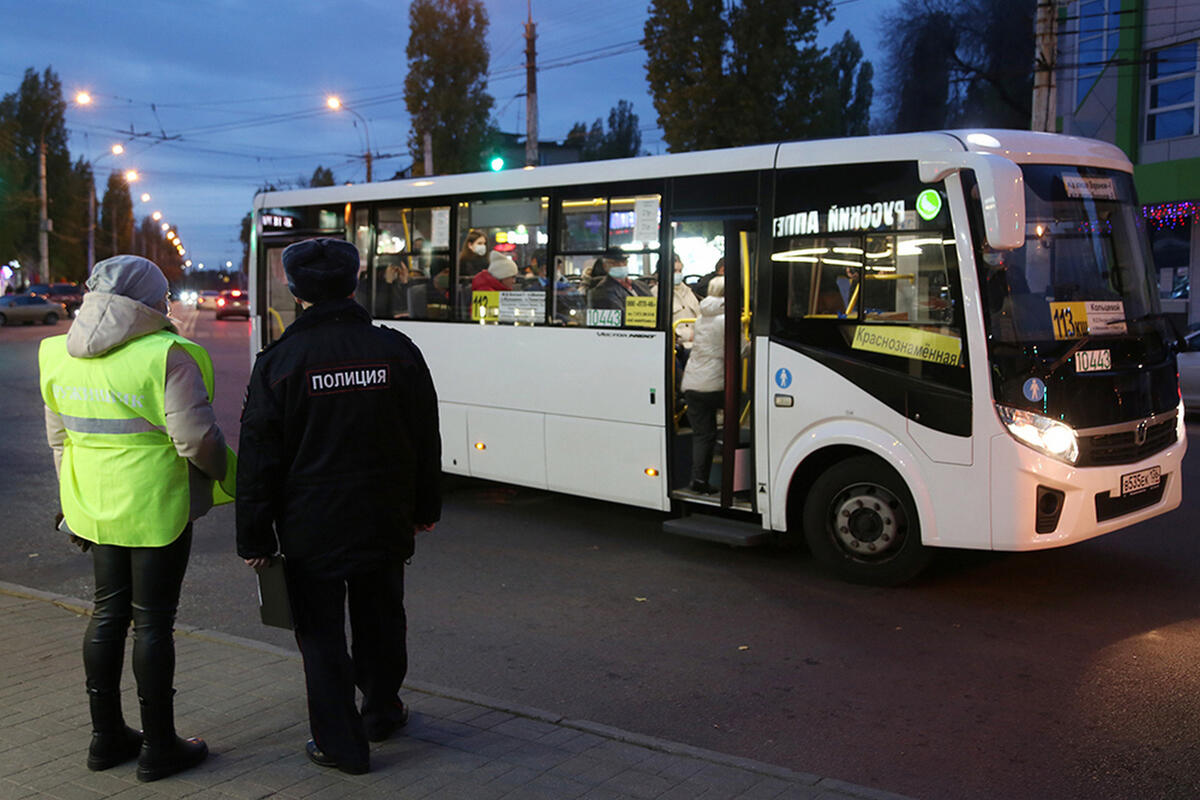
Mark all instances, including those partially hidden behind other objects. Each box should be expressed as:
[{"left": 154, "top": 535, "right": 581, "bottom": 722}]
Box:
[
  {"left": 1123, "top": 312, "right": 1187, "bottom": 350},
  {"left": 1044, "top": 335, "right": 1094, "bottom": 376}
]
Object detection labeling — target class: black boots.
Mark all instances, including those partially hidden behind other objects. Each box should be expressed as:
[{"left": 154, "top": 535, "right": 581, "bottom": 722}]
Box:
[
  {"left": 135, "top": 692, "right": 207, "bottom": 782},
  {"left": 86, "top": 689, "right": 142, "bottom": 771}
]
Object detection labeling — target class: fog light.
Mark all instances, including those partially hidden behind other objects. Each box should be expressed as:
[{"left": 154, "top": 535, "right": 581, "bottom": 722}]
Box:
[{"left": 1035, "top": 485, "right": 1065, "bottom": 534}]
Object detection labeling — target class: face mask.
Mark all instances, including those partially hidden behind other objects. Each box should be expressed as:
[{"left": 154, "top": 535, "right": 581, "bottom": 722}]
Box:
[
  {"left": 609, "top": 266, "right": 629, "bottom": 280},
  {"left": 472, "top": 243, "right": 486, "bottom": 256},
  {"left": 673, "top": 273, "right": 684, "bottom": 285}
]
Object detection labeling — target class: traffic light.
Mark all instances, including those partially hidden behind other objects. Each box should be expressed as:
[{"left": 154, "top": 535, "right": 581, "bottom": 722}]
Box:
[{"left": 489, "top": 155, "right": 505, "bottom": 172}]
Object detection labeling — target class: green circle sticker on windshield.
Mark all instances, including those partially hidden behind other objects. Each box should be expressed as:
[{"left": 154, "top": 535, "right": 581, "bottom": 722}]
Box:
[{"left": 916, "top": 189, "right": 943, "bottom": 221}]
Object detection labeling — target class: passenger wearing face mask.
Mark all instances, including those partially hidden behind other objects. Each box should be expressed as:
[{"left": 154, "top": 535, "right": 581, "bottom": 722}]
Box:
[
  {"left": 671, "top": 253, "right": 700, "bottom": 348},
  {"left": 457, "top": 230, "right": 489, "bottom": 277},
  {"left": 587, "top": 248, "right": 653, "bottom": 323}
]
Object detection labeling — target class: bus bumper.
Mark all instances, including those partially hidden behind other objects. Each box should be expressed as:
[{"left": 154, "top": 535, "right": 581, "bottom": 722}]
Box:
[{"left": 988, "top": 422, "right": 1186, "bottom": 551}]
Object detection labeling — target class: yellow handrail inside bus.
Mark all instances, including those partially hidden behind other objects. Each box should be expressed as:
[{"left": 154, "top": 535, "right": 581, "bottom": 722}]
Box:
[
  {"left": 739, "top": 231, "right": 752, "bottom": 400},
  {"left": 267, "top": 306, "right": 286, "bottom": 339}
]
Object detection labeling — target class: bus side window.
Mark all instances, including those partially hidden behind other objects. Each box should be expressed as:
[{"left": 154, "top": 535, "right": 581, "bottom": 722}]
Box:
[
  {"left": 770, "top": 162, "right": 968, "bottom": 388},
  {"left": 454, "top": 197, "right": 550, "bottom": 326},
  {"left": 557, "top": 193, "right": 662, "bottom": 330}
]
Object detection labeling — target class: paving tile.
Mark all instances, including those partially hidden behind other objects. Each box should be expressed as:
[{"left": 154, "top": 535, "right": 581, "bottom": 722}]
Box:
[
  {"left": 600, "top": 768, "right": 680, "bottom": 799},
  {"left": 0, "top": 587, "right": 908, "bottom": 800}
]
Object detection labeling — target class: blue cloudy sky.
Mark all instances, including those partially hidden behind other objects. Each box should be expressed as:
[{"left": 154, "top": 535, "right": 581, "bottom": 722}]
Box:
[{"left": 0, "top": 0, "right": 881, "bottom": 268}]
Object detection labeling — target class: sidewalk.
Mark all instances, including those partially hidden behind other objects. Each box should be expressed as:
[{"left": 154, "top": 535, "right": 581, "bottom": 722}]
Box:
[{"left": 0, "top": 583, "right": 913, "bottom": 800}]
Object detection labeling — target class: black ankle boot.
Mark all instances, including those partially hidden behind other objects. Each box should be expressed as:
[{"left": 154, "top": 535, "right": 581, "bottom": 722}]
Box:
[
  {"left": 86, "top": 689, "right": 143, "bottom": 771},
  {"left": 136, "top": 692, "right": 207, "bottom": 782},
  {"left": 88, "top": 725, "right": 143, "bottom": 771},
  {"left": 136, "top": 735, "right": 208, "bottom": 782}
]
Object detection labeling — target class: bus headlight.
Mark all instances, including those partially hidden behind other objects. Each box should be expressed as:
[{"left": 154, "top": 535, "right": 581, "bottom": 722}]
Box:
[{"left": 996, "top": 405, "right": 1078, "bottom": 464}]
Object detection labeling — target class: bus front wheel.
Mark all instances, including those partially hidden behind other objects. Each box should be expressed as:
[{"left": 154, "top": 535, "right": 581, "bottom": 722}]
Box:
[{"left": 802, "top": 455, "right": 932, "bottom": 585}]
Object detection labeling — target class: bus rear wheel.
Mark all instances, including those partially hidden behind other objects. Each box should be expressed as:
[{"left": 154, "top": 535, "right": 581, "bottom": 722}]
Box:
[{"left": 803, "top": 455, "right": 931, "bottom": 585}]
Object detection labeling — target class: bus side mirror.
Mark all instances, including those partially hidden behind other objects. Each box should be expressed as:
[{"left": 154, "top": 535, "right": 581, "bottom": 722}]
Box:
[{"left": 919, "top": 153, "right": 1026, "bottom": 251}]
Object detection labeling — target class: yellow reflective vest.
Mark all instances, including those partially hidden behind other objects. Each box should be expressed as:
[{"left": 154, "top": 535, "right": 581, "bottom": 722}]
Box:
[{"left": 39, "top": 329, "right": 235, "bottom": 547}]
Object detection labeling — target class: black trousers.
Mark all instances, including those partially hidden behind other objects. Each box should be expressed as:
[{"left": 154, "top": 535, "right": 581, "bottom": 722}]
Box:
[
  {"left": 84, "top": 525, "right": 193, "bottom": 704},
  {"left": 288, "top": 561, "right": 407, "bottom": 767},
  {"left": 685, "top": 389, "right": 723, "bottom": 484}
]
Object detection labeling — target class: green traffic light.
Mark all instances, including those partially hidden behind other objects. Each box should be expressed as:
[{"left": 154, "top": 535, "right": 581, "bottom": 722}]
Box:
[{"left": 489, "top": 156, "right": 504, "bottom": 172}]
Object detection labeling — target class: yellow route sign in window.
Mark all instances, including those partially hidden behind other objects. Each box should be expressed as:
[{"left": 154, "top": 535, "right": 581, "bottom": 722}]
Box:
[
  {"left": 851, "top": 326, "right": 962, "bottom": 366},
  {"left": 625, "top": 296, "right": 656, "bottom": 328},
  {"left": 471, "top": 291, "right": 499, "bottom": 322}
]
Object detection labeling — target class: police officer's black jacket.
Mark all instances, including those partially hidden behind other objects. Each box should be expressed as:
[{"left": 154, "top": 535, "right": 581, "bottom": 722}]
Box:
[{"left": 236, "top": 298, "right": 441, "bottom": 578}]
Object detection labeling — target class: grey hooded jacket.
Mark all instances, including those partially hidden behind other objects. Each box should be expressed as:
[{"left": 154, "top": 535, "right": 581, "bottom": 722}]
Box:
[{"left": 44, "top": 290, "right": 227, "bottom": 523}]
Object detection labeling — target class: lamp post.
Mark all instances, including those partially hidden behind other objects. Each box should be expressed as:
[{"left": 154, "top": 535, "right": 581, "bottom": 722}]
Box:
[
  {"left": 85, "top": 143, "right": 124, "bottom": 271},
  {"left": 326, "top": 96, "right": 372, "bottom": 182},
  {"left": 76, "top": 93, "right": 127, "bottom": 273},
  {"left": 123, "top": 169, "right": 139, "bottom": 254}
]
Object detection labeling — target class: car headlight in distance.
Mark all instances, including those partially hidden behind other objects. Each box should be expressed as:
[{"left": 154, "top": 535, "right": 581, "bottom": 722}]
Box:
[{"left": 996, "top": 404, "right": 1079, "bottom": 464}]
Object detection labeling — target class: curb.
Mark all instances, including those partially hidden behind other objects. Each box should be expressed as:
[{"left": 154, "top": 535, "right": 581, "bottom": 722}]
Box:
[{"left": 0, "top": 579, "right": 913, "bottom": 800}]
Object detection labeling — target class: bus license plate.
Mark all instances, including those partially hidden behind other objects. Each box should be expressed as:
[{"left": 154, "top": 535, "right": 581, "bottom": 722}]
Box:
[
  {"left": 1075, "top": 349, "right": 1111, "bottom": 372},
  {"left": 1120, "top": 466, "right": 1161, "bottom": 497}
]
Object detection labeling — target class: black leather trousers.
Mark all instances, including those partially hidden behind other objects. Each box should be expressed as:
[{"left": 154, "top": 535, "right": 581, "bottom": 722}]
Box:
[{"left": 83, "top": 525, "right": 193, "bottom": 704}]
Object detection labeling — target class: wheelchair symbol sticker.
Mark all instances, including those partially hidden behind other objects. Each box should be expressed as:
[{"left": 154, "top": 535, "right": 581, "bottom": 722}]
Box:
[
  {"left": 1023, "top": 377, "right": 1046, "bottom": 402},
  {"left": 775, "top": 368, "right": 792, "bottom": 389}
]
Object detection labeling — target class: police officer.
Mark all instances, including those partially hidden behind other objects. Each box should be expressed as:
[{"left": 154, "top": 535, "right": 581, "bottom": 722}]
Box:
[
  {"left": 39, "top": 255, "right": 231, "bottom": 782},
  {"left": 236, "top": 238, "right": 441, "bottom": 775}
]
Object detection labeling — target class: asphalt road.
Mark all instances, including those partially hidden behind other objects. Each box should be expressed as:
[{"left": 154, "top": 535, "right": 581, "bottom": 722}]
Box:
[{"left": 3, "top": 306, "right": 1200, "bottom": 800}]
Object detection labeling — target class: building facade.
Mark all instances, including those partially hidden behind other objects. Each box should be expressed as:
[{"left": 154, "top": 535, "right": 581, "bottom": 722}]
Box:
[{"left": 1058, "top": 0, "right": 1200, "bottom": 323}]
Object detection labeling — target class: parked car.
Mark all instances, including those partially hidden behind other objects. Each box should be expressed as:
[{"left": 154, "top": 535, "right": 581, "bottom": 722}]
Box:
[
  {"left": 195, "top": 290, "right": 221, "bottom": 310},
  {"left": 37, "top": 283, "right": 85, "bottom": 316},
  {"left": 1178, "top": 330, "right": 1200, "bottom": 412},
  {"left": 214, "top": 289, "right": 249, "bottom": 320},
  {"left": 0, "top": 294, "right": 69, "bottom": 326}
]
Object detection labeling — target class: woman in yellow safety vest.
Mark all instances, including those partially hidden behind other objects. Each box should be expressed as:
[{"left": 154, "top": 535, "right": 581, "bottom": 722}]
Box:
[{"left": 39, "top": 255, "right": 234, "bottom": 783}]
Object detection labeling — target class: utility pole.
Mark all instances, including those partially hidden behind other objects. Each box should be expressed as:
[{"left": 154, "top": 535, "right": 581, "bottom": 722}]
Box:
[
  {"left": 86, "top": 173, "right": 95, "bottom": 272},
  {"left": 424, "top": 130, "right": 434, "bottom": 176},
  {"left": 1032, "top": 0, "right": 1059, "bottom": 132},
  {"left": 37, "top": 133, "right": 51, "bottom": 281},
  {"left": 524, "top": 1, "right": 539, "bottom": 167}
]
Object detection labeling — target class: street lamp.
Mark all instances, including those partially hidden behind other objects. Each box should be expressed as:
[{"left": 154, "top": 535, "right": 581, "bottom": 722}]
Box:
[
  {"left": 326, "top": 95, "right": 372, "bottom": 182},
  {"left": 84, "top": 142, "right": 126, "bottom": 273}
]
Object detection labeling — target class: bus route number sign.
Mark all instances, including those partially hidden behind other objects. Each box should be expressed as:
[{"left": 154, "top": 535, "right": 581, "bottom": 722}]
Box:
[{"left": 1051, "top": 302, "right": 1088, "bottom": 340}]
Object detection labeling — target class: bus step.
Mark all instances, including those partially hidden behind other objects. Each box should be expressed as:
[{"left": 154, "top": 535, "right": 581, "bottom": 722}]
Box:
[{"left": 663, "top": 515, "right": 768, "bottom": 548}]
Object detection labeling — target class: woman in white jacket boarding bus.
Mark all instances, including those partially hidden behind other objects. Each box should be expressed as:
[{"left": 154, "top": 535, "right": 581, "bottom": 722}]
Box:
[{"left": 680, "top": 276, "right": 739, "bottom": 494}]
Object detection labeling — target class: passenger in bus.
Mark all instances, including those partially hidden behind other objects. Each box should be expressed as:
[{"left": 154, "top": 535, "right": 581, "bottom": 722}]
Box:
[
  {"left": 672, "top": 253, "right": 700, "bottom": 349},
  {"left": 681, "top": 277, "right": 746, "bottom": 494},
  {"left": 471, "top": 252, "right": 519, "bottom": 291},
  {"left": 588, "top": 249, "right": 652, "bottom": 320},
  {"left": 382, "top": 262, "right": 410, "bottom": 318},
  {"left": 409, "top": 236, "right": 427, "bottom": 277},
  {"left": 578, "top": 256, "right": 605, "bottom": 294},
  {"left": 457, "top": 229, "right": 489, "bottom": 276},
  {"left": 694, "top": 257, "right": 724, "bottom": 298}
]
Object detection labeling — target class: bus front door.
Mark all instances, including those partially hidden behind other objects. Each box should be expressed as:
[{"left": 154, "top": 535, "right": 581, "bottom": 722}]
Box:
[{"left": 669, "top": 216, "right": 755, "bottom": 512}]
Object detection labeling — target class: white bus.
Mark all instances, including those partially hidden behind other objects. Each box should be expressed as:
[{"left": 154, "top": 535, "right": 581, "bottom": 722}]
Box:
[{"left": 249, "top": 130, "right": 1186, "bottom": 584}]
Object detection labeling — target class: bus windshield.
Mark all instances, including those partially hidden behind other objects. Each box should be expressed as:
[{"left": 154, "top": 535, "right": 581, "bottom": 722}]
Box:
[
  {"left": 978, "top": 165, "right": 1162, "bottom": 347},
  {"left": 978, "top": 164, "right": 1177, "bottom": 427}
]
